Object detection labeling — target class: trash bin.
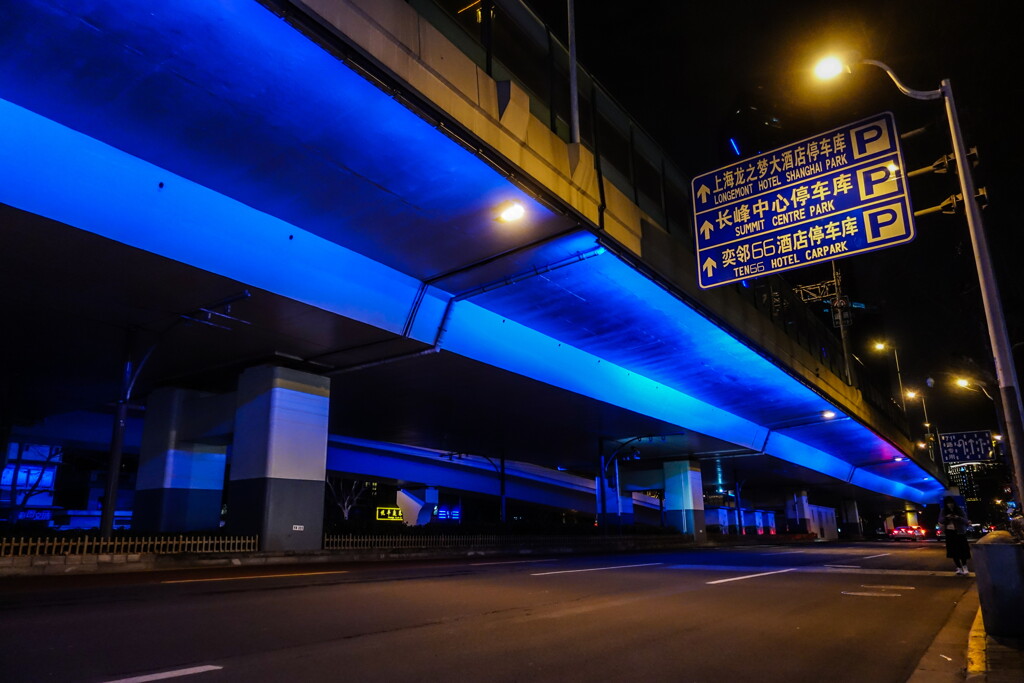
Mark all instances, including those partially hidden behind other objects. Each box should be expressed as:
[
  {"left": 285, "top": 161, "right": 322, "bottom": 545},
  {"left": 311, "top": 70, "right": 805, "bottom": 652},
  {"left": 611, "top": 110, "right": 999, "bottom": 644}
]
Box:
[{"left": 972, "top": 530, "right": 1024, "bottom": 638}]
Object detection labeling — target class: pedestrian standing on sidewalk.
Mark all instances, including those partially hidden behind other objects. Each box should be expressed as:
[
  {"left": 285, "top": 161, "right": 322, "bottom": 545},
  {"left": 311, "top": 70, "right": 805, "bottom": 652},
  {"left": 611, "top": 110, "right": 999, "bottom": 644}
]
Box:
[{"left": 938, "top": 496, "right": 971, "bottom": 575}]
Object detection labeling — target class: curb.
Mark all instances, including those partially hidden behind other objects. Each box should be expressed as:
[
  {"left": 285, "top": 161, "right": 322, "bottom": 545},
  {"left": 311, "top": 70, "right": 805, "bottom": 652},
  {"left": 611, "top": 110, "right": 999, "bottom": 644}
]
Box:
[
  {"left": 966, "top": 607, "right": 988, "bottom": 681},
  {"left": 907, "top": 585, "right": 978, "bottom": 683}
]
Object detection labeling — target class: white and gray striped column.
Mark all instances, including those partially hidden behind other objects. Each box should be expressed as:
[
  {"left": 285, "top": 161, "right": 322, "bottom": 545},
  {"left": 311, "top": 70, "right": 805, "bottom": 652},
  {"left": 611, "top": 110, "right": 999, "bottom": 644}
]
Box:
[
  {"left": 786, "top": 490, "right": 812, "bottom": 534},
  {"left": 663, "top": 460, "right": 706, "bottom": 539},
  {"left": 135, "top": 387, "right": 229, "bottom": 532},
  {"left": 229, "top": 366, "right": 330, "bottom": 551}
]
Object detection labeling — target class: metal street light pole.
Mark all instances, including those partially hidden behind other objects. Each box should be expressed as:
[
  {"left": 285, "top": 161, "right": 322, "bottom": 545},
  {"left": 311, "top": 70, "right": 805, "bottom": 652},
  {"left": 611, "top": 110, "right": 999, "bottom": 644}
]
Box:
[
  {"left": 917, "top": 392, "right": 930, "bottom": 426},
  {"left": 847, "top": 57, "right": 1024, "bottom": 507},
  {"left": 599, "top": 436, "right": 646, "bottom": 530},
  {"left": 567, "top": 0, "right": 580, "bottom": 145},
  {"left": 892, "top": 346, "right": 906, "bottom": 412},
  {"left": 442, "top": 451, "right": 507, "bottom": 524},
  {"left": 907, "top": 389, "right": 937, "bottom": 462},
  {"left": 956, "top": 377, "right": 1013, "bottom": 491},
  {"left": 874, "top": 342, "right": 906, "bottom": 411},
  {"left": 477, "top": 453, "right": 507, "bottom": 525}
]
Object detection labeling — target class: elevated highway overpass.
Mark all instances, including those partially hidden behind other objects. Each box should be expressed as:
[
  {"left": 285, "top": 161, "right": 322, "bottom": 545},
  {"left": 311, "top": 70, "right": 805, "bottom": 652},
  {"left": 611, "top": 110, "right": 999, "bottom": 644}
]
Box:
[{"left": 0, "top": 0, "right": 945, "bottom": 548}]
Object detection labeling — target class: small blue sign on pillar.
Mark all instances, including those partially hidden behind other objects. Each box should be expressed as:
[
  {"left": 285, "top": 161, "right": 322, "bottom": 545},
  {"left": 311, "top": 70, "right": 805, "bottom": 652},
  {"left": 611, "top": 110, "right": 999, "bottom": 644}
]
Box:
[{"left": 692, "top": 112, "right": 916, "bottom": 288}]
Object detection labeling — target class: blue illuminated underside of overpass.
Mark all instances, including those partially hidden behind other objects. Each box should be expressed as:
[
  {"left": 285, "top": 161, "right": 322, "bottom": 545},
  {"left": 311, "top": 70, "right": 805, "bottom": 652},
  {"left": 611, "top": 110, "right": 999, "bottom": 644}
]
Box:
[{"left": 0, "top": 0, "right": 943, "bottom": 503}]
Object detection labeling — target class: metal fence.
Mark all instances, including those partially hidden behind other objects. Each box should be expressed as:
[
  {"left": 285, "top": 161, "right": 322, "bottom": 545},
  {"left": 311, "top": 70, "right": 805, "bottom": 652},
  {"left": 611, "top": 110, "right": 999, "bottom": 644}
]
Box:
[
  {"left": 0, "top": 533, "right": 691, "bottom": 557},
  {"left": 324, "top": 533, "right": 690, "bottom": 551},
  {"left": 0, "top": 535, "right": 259, "bottom": 557}
]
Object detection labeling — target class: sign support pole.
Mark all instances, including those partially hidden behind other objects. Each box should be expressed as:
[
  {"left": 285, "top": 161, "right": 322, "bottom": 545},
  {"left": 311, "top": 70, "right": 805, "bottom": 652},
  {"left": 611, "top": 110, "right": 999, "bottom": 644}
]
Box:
[
  {"left": 940, "top": 79, "right": 1024, "bottom": 510},
  {"left": 849, "top": 57, "right": 1024, "bottom": 509}
]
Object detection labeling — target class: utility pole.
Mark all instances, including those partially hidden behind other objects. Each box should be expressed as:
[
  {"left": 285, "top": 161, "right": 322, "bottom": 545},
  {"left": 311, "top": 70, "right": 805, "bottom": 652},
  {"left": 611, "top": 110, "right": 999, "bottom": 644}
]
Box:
[
  {"left": 832, "top": 262, "right": 853, "bottom": 385},
  {"left": 101, "top": 337, "right": 134, "bottom": 539}
]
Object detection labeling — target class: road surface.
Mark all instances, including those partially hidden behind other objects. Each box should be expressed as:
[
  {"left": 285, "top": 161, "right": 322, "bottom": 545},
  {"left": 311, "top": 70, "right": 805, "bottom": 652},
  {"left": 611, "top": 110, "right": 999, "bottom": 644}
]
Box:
[{"left": 0, "top": 541, "right": 973, "bottom": 682}]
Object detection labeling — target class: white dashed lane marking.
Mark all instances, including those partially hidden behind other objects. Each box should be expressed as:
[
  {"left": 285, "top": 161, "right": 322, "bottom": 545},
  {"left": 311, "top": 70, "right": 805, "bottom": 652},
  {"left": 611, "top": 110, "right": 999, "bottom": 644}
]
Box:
[
  {"left": 706, "top": 568, "right": 796, "bottom": 585},
  {"left": 103, "top": 665, "right": 223, "bottom": 682},
  {"left": 531, "top": 562, "right": 663, "bottom": 576}
]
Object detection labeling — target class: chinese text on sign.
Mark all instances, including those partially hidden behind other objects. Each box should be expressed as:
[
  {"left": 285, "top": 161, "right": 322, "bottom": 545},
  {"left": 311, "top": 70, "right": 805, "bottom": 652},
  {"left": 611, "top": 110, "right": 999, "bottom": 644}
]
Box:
[{"left": 692, "top": 112, "right": 916, "bottom": 288}]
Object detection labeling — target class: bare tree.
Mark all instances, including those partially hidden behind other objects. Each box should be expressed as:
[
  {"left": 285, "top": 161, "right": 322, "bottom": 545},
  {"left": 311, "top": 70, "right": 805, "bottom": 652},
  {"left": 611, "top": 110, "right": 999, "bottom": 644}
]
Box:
[
  {"left": 326, "top": 477, "right": 368, "bottom": 521},
  {"left": 6, "top": 444, "right": 62, "bottom": 524}
]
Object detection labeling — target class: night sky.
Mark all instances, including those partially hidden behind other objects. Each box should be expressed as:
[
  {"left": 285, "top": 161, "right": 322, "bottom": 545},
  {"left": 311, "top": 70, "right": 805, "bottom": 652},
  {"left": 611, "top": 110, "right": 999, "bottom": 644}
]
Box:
[{"left": 524, "top": 0, "right": 1022, "bottom": 440}]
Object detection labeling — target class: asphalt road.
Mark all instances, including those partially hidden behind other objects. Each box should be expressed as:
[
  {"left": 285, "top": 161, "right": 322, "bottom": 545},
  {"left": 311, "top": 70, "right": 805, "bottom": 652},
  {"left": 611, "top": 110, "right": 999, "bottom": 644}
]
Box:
[{"left": 0, "top": 541, "right": 974, "bottom": 682}]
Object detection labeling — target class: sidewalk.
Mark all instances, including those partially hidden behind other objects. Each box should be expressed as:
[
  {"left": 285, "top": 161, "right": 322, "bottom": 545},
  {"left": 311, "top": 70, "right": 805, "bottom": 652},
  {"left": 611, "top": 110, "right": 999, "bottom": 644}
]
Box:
[{"left": 908, "top": 584, "right": 1024, "bottom": 683}]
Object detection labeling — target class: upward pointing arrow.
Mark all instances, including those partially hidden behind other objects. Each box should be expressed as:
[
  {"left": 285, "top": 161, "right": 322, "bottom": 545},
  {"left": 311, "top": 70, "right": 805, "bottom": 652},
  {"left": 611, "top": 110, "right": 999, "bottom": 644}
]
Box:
[
  {"left": 696, "top": 184, "right": 711, "bottom": 203},
  {"left": 699, "top": 221, "right": 714, "bottom": 241},
  {"left": 702, "top": 257, "right": 718, "bottom": 278}
]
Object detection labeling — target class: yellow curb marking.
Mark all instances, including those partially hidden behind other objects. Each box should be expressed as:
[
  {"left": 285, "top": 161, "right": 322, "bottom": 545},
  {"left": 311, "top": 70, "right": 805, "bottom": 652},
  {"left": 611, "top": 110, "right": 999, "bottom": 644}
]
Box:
[{"left": 967, "top": 608, "right": 987, "bottom": 675}]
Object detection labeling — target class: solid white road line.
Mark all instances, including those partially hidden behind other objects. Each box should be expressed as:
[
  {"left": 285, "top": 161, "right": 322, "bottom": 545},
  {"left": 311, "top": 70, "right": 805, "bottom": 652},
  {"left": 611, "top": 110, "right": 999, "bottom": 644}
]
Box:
[
  {"left": 531, "top": 562, "right": 663, "bottom": 576},
  {"left": 861, "top": 553, "right": 891, "bottom": 559},
  {"left": 706, "top": 568, "right": 796, "bottom": 584},
  {"left": 103, "top": 665, "right": 223, "bottom": 682},
  {"left": 861, "top": 584, "right": 916, "bottom": 590},
  {"left": 162, "top": 571, "right": 348, "bottom": 584}
]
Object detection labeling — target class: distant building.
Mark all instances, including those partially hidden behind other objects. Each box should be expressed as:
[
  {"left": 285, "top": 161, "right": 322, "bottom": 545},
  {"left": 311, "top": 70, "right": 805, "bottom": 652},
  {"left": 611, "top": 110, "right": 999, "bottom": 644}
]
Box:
[
  {"left": 945, "top": 460, "right": 1009, "bottom": 503},
  {"left": 1, "top": 443, "right": 61, "bottom": 524},
  {"left": 2, "top": 441, "right": 134, "bottom": 530}
]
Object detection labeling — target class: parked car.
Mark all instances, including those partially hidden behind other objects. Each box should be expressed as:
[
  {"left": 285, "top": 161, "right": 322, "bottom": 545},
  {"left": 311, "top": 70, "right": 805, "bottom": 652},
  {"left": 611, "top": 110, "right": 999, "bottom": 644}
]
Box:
[
  {"left": 937, "top": 523, "right": 993, "bottom": 539},
  {"left": 968, "top": 523, "right": 995, "bottom": 538},
  {"left": 889, "top": 525, "right": 927, "bottom": 541}
]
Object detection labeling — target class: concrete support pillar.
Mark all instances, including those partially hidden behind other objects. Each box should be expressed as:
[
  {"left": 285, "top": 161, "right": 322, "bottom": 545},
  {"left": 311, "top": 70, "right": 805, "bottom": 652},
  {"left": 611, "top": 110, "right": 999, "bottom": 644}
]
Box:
[
  {"left": 744, "top": 510, "right": 764, "bottom": 536},
  {"left": 841, "top": 499, "right": 863, "bottom": 538},
  {"left": 904, "top": 501, "right": 920, "bottom": 527},
  {"left": 135, "top": 388, "right": 227, "bottom": 532},
  {"left": 663, "top": 460, "right": 705, "bottom": 539},
  {"left": 398, "top": 487, "right": 438, "bottom": 526},
  {"left": 595, "top": 475, "right": 634, "bottom": 526},
  {"left": 786, "top": 490, "right": 811, "bottom": 534},
  {"left": 229, "top": 366, "right": 329, "bottom": 551},
  {"left": 727, "top": 508, "right": 742, "bottom": 535}
]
